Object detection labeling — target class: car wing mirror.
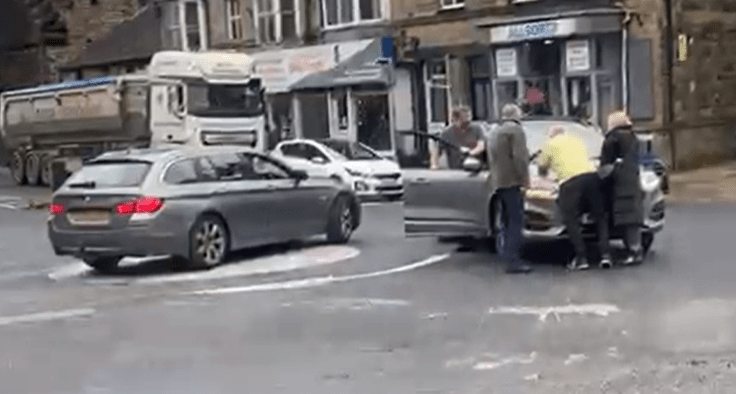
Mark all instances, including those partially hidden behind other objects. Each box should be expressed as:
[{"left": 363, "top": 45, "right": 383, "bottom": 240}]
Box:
[
  {"left": 310, "top": 156, "right": 327, "bottom": 165},
  {"left": 462, "top": 157, "right": 482, "bottom": 173}
]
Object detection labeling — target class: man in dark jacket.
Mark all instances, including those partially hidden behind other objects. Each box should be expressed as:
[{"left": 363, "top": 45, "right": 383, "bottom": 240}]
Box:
[
  {"left": 490, "top": 103, "right": 533, "bottom": 274},
  {"left": 601, "top": 111, "right": 644, "bottom": 265}
]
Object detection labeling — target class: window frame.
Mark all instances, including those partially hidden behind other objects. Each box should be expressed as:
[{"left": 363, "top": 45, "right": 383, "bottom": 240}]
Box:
[
  {"left": 320, "top": 0, "right": 384, "bottom": 29},
  {"left": 253, "top": 0, "right": 300, "bottom": 44},
  {"left": 244, "top": 153, "right": 292, "bottom": 179},
  {"left": 424, "top": 58, "right": 450, "bottom": 126},
  {"left": 440, "top": 0, "right": 464, "bottom": 10},
  {"left": 225, "top": 0, "right": 244, "bottom": 40}
]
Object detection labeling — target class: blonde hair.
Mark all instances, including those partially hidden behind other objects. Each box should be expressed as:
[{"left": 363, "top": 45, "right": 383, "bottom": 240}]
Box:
[{"left": 607, "top": 111, "right": 632, "bottom": 131}]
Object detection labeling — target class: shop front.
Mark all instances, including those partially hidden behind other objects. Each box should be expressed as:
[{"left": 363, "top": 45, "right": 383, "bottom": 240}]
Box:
[
  {"left": 478, "top": 10, "right": 626, "bottom": 129},
  {"left": 249, "top": 37, "right": 404, "bottom": 157}
]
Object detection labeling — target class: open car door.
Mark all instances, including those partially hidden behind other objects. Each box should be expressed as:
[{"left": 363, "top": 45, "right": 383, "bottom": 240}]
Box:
[{"left": 397, "top": 130, "right": 491, "bottom": 238}]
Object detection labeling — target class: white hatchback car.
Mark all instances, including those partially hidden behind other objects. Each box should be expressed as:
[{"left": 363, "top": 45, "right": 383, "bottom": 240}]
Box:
[{"left": 271, "top": 139, "right": 403, "bottom": 202}]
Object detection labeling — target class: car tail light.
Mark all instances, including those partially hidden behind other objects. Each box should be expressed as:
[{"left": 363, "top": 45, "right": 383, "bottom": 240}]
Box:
[
  {"left": 116, "top": 197, "right": 163, "bottom": 215},
  {"left": 49, "top": 203, "right": 65, "bottom": 215}
]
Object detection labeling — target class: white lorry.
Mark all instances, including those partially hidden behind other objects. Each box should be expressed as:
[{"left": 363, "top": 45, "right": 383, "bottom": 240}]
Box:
[{"left": 0, "top": 51, "right": 268, "bottom": 187}]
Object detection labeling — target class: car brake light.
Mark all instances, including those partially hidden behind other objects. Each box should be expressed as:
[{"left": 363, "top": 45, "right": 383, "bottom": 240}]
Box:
[
  {"left": 116, "top": 197, "right": 163, "bottom": 215},
  {"left": 49, "top": 203, "right": 65, "bottom": 214}
]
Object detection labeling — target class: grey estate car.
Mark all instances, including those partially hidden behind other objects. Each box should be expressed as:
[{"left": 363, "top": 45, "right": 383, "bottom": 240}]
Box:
[
  {"left": 47, "top": 146, "right": 361, "bottom": 272},
  {"left": 400, "top": 118, "right": 665, "bottom": 257}
]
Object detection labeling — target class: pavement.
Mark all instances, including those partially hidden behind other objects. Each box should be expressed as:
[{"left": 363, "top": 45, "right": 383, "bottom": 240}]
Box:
[
  {"left": 2, "top": 169, "right": 736, "bottom": 392},
  {"left": 667, "top": 160, "right": 736, "bottom": 203}
]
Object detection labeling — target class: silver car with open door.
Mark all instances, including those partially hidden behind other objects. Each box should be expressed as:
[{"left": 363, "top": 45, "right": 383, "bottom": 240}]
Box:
[{"left": 398, "top": 118, "right": 665, "bottom": 257}]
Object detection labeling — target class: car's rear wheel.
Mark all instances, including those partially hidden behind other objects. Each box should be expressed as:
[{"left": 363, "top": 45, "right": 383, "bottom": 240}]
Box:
[
  {"left": 492, "top": 198, "right": 506, "bottom": 255},
  {"left": 83, "top": 256, "right": 122, "bottom": 274},
  {"left": 189, "top": 214, "right": 230, "bottom": 270},
  {"left": 327, "top": 196, "right": 354, "bottom": 244}
]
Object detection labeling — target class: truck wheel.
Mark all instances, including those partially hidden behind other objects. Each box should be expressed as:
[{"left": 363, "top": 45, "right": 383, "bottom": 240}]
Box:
[
  {"left": 25, "top": 153, "right": 41, "bottom": 186},
  {"left": 10, "top": 150, "right": 26, "bottom": 185},
  {"left": 40, "top": 155, "right": 52, "bottom": 186}
]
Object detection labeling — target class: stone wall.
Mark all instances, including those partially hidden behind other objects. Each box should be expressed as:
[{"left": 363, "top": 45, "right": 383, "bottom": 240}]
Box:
[{"left": 47, "top": 0, "right": 139, "bottom": 69}]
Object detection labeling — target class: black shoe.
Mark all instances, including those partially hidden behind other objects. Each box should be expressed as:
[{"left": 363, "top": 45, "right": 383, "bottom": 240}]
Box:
[
  {"left": 599, "top": 254, "right": 613, "bottom": 269},
  {"left": 568, "top": 256, "right": 590, "bottom": 271},
  {"left": 506, "top": 263, "right": 534, "bottom": 274}
]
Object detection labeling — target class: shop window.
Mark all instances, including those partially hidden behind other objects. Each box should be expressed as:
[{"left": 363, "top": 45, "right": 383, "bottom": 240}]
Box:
[
  {"left": 357, "top": 94, "right": 391, "bottom": 151},
  {"left": 300, "top": 93, "right": 329, "bottom": 140},
  {"left": 469, "top": 55, "right": 492, "bottom": 121},
  {"left": 256, "top": 0, "right": 298, "bottom": 44},
  {"left": 426, "top": 59, "right": 449, "bottom": 125},
  {"left": 322, "top": 0, "right": 382, "bottom": 27},
  {"left": 226, "top": 0, "right": 244, "bottom": 40},
  {"left": 523, "top": 79, "right": 553, "bottom": 115},
  {"left": 495, "top": 81, "right": 519, "bottom": 116},
  {"left": 334, "top": 91, "right": 349, "bottom": 130},
  {"left": 567, "top": 76, "right": 591, "bottom": 118}
]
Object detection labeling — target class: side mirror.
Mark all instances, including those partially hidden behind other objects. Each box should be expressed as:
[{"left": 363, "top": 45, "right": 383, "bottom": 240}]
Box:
[
  {"left": 462, "top": 157, "right": 482, "bottom": 172},
  {"left": 310, "top": 156, "right": 327, "bottom": 165},
  {"left": 291, "top": 169, "right": 309, "bottom": 181}
]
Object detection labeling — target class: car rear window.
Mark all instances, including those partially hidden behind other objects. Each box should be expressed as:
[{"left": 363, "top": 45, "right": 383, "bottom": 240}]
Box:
[{"left": 66, "top": 161, "right": 152, "bottom": 188}]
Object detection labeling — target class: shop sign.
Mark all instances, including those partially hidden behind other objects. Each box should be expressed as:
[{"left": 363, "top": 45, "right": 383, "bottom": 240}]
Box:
[
  {"left": 566, "top": 40, "right": 590, "bottom": 72},
  {"left": 509, "top": 21, "right": 558, "bottom": 41},
  {"left": 289, "top": 56, "right": 331, "bottom": 73},
  {"left": 490, "top": 18, "right": 580, "bottom": 44},
  {"left": 496, "top": 48, "right": 517, "bottom": 77}
]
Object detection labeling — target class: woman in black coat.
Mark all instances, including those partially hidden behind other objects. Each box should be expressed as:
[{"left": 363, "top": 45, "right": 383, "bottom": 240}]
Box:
[{"left": 601, "top": 111, "right": 643, "bottom": 265}]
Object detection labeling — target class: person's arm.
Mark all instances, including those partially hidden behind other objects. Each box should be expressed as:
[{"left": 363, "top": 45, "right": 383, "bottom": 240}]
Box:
[
  {"left": 600, "top": 134, "right": 617, "bottom": 165},
  {"left": 429, "top": 130, "right": 448, "bottom": 169},
  {"left": 512, "top": 128, "right": 531, "bottom": 188},
  {"left": 468, "top": 126, "right": 486, "bottom": 157},
  {"left": 537, "top": 143, "right": 552, "bottom": 177}
]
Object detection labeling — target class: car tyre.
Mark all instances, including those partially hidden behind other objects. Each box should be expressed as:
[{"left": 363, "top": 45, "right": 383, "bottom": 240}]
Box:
[
  {"left": 83, "top": 256, "right": 122, "bottom": 274},
  {"left": 327, "top": 196, "right": 354, "bottom": 244},
  {"left": 189, "top": 214, "right": 230, "bottom": 270},
  {"left": 25, "top": 153, "right": 42, "bottom": 186},
  {"left": 491, "top": 198, "right": 507, "bottom": 255}
]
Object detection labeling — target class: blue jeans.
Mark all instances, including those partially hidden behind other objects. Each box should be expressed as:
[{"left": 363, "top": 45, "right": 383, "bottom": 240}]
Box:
[{"left": 497, "top": 186, "right": 525, "bottom": 264}]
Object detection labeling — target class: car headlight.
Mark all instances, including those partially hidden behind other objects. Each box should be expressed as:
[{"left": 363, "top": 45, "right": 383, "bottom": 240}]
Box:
[
  {"left": 640, "top": 171, "right": 661, "bottom": 192},
  {"left": 346, "top": 168, "right": 368, "bottom": 178}
]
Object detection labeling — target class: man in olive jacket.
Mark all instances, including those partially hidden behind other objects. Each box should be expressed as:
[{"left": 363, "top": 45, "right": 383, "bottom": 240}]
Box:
[{"left": 490, "top": 104, "right": 533, "bottom": 274}]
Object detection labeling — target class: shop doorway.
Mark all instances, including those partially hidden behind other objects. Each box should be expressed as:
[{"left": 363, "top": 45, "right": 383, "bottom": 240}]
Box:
[
  {"left": 566, "top": 76, "right": 592, "bottom": 120},
  {"left": 269, "top": 94, "right": 293, "bottom": 148},
  {"left": 300, "top": 93, "right": 329, "bottom": 140},
  {"left": 355, "top": 93, "right": 391, "bottom": 152},
  {"left": 522, "top": 40, "right": 562, "bottom": 116}
]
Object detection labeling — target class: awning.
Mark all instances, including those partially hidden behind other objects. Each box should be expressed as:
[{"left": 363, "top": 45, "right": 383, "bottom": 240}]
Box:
[
  {"left": 249, "top": 37, "right": 393, "bottom": 93},
  {"left": 476, "top": 8, "right": 624, "bottom": 45}
]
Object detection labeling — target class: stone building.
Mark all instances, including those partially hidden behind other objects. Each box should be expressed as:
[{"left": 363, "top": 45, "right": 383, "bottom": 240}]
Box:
[
  {"left": 392, "top": 0, "right": 736, "bottom": 170},
  {"left": 208, "top": 0, "right": 401, "bottom": 155}
]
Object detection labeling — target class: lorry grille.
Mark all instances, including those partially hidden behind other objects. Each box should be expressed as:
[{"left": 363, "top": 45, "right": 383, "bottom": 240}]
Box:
[{"left": 201, "top": 131, "right": 257, "bottom": 147}]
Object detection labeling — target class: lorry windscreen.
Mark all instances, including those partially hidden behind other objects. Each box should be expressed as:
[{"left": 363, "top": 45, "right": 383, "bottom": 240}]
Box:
[
  {"left": 187, "top": 83, "right": 263, "bottom": 117},
  {"left": 65, "top": 160, "right": 152, "bottom": 189}
]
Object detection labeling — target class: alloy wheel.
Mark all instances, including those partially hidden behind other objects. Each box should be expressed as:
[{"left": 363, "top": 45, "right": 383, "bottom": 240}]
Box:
[
  {"left": 195, "top": 221, "right": 226, "bottom": 266},
  {"left": 339, "top": 205, "right": 353, "bottom": 239}
]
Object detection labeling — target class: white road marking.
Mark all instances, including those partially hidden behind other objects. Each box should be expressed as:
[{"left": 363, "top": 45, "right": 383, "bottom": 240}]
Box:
[
  {"left": 190, "top": 253, "right": 451, "bottom": 296},
  {"left": 487, "top": 303, "right": 621, "bottom": 322},
  {"left": 0, "top": 203, "right": 18, "bottom": 210},
  {"left": 564, "top": 354, "right": 588, "bottom": 366},
  {"left": 361, "top": 202, "right": 402, "bottom": 207},
  {"left": 48, "top": 245, "right": 361, "bottom": 284},
  {"left": 473, "top": 352, "right": 538, "bottom": 371},
  {"left": 317, "top": 298, "right": 411, "bottom": 311},
  {"left": 0, "top": 308, "right": 95, "bottom": 327}
]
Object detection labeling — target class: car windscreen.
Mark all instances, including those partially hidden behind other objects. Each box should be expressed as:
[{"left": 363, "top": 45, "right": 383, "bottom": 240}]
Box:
[
  {"left": 319, "top": 140, "right": 381, "bottom": 160},
  {"left": 65, "top": 160, "right": 152, "bottom": 188}
]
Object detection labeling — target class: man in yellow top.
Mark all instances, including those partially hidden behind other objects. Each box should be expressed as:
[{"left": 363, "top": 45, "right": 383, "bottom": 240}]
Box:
[{"left": 537, "top": 125, "right": 612, "bottom": 270}]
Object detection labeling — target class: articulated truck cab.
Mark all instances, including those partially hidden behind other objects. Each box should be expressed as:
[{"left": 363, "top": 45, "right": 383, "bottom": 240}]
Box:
[{"left": 0, "top": 50, "right": 267, "bottom": 187}]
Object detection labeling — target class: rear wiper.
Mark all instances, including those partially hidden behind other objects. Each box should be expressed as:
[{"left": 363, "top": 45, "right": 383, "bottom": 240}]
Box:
[{"left": 68, "top": 181, "right": 96, "bottom": 189}]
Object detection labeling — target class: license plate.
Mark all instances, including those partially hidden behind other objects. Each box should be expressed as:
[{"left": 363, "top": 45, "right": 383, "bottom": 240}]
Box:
[{"left": 68, "top": 210, "right": 111, "bottom": 225}]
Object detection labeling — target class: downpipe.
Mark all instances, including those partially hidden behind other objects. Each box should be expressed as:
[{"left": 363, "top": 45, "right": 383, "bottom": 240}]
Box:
[{"left": 621, "top": 12, "right": 632, "bottom": 112}]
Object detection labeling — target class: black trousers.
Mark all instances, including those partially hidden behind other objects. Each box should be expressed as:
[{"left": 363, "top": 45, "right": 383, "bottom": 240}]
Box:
[{"left": 558, "top": 173, "right": 610, "bottom": 260}]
